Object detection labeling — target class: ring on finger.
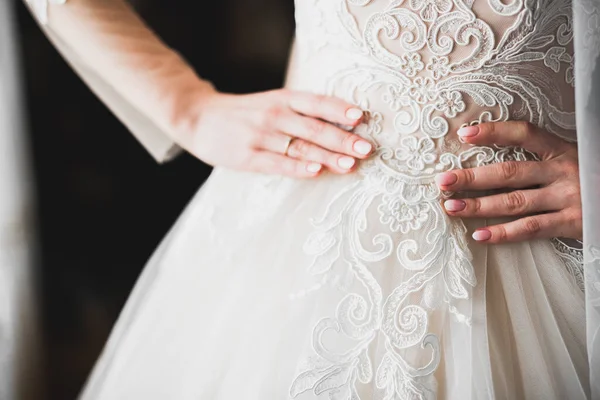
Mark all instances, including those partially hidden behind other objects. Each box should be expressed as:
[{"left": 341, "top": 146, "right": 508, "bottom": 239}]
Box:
[{"left": 283, "top": 136, "right": 296, "bottom": 157}]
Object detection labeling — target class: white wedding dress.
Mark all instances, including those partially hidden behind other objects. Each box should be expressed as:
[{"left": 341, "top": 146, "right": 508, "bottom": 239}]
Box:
[{"left": 27, "top": 0, "right": 595, "bottom": 399}]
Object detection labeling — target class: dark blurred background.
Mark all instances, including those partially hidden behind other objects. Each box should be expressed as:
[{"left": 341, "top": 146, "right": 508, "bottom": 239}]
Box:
[{"left": 15, "top": 1, "right": 295, "bottom": 398}]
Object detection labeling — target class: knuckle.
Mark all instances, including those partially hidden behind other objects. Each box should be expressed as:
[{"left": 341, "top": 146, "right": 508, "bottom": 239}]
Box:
[
  {"left": 499, "top": 161, "right": 520, "bottom": 181},
  {"left": 341, "top": 133, "right": 356, "bottom": 150},
  {"left": 480, "top": 122, "right": 495, "bottom": 137},
  {"left": 494, "top": 226, "right": 508, "bottom": 243},
  {"left": 290, "top": 139, "right": 310, "bottom": 158},
  {"left": 306, "top": 119, "right": 327, "bottom": 138},
  {"left": 254, "top": 129, "right": 271, "bottom": 147},
  {"left": 263, "top": 106, "right": 282, "bottom": 126},
  {"left": 543, "top": 188, "right": 562, "bottom": 206},
  {"left": 471, "top": 198, "right": 482, "bottom": 214},
  {"left": 242, "top": 130, "right": 263, "bottom": 150},
  {"left": 314, "top": 94, "right": 327, "bottom": 107},
  {"left": 565, "top": 207, "right": 583, "bottom": 224},
  {"left": 523, "top": 217, "right": 542, "bottom": 235},
  {"left": 572, "top": 212, "right": 584, "bottom": 238},
  {"left": 517, "top": 121, "right": 536, "bottom": 145},
  {"left": 558, "top": 158, "right": 579, "bottom": 177},
  {"left": 461, "top": 169, "right": 476, "bottom": 185},
  {"left": 504, "top": 190, "right": 527, "bottom": 213},
  {"left": 245, "top": 136, "right": 261, "bottom": 151},
  {"left": 563, "top": 184, "right": 581, "bottom": 203}
]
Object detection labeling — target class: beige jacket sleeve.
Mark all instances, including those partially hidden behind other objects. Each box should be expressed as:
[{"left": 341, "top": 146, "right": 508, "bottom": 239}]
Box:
[{"left": 23, "top": 0, "right": 214, "bottom": 163}]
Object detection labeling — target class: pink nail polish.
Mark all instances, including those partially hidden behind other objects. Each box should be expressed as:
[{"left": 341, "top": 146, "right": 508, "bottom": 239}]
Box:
[
  {"left": 346, "top": 108, "right": 363, "bottom": 121},
  {"left": 444, "top": 199, "right": 466, "bottom": 212},
  {"left": 338, "top": 156, "right": 356, "bottom": 169},
  {"left": 435, "top": 172, "right": 458, "bottom": 187},
  {"left": 353, "top": 141, "right": 372, "bottom": 155},
  {"left": 457, "top": 126, "right": 479, "bottom": 138},
  {"left": 306, "top": 163, "right": 322, "bottom": 173},
  {"left": 472, "top": 229, "right": 492, "bottom": 241}
]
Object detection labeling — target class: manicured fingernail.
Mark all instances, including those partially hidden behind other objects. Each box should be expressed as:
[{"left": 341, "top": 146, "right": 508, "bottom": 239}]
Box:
[
  {"left": 444, "top": 199, "right": 465, "bottom": 212},
  {"left": 307, "top": 163, "right": 322, "bottom": 173},
  {"left": 353, "top": 140, "right": 372, "bottom": 155},
  {"left": 338, "top": 156, "right": 356, "bottom": 169},
  {"left": 472, "top": 229, "right": 492, "bottom": 241},
  {"left": 457, "top": 126, "right": 479, "bottom": 137},
  {"left": 346, "top": 108, "right": 363, "bottom": 120},
  {"left": 435, "top": 172, "right": 457, "bottom": 187}
]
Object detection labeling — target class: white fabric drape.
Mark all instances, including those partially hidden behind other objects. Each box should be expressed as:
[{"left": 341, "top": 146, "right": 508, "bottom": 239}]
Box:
[
  {"left": 0, "top": 1, "right": 42, "bottom": 399},
  {"left": 574, "top": 0, "right": 600, "bottom": 398}
]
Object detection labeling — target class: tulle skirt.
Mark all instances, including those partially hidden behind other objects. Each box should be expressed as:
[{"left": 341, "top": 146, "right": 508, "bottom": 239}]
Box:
[{"left": 79, "top": 166, "right": 589, "bottom": 400}]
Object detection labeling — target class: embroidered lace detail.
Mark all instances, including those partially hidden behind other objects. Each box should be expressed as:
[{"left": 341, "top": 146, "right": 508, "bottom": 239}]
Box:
[
  {"left": 290, "top": 0, "right": 578, "bottom": 398},
  {"left": 26, "top": 0, "right": 67, "bottom": 24},
  {"left": 552, "top": 238, "right": 585, "bottom": 291}
]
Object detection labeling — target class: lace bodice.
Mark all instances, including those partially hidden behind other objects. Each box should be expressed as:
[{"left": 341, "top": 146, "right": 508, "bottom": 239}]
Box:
[
  {"left": 290, "top": 1, "right": 575, "bottom": 164},
  {"left": 283, "top": 1, "right": 581, "bottom": 399}
]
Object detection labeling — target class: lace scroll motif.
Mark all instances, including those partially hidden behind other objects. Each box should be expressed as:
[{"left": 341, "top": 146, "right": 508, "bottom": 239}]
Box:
[
  {"left": 290, "top": 0, "right": 582, "bottom": 398},
  {"left": 27, "top": 0, "right": 67, "bottom": 24}
]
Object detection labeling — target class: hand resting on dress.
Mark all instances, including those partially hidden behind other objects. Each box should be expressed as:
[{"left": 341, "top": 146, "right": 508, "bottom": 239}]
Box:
[
  {"left": 436, "top": 121, "right": 582, "bottom": 243},
  {"left": 36, "top": 0, "right": 374, "bottom": 168},
  {"left": 177, "top": 89, "right": 375, "bottom": 178}
]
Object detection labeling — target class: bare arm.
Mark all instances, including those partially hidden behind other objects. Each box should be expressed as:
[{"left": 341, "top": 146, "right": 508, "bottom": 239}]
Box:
[{"left": 24, "top": 0, "right": 376, "bottom": 176}]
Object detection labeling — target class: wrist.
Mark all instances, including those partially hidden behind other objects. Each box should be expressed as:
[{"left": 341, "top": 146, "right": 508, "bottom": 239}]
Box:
[
  {"left": 159, "top": 56, "right": 219, "bottom": 146},
  {"left": 170, "top": 80, "right": 218, "bottom": 141}
]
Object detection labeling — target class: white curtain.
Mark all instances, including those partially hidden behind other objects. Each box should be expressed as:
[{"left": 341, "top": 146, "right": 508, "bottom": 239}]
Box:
[
  {"left": 575, "top": 0, "right": 600, "bottom": 398},
  {"left": 0, "top": 1, "right": 42, "bottom": 399}
]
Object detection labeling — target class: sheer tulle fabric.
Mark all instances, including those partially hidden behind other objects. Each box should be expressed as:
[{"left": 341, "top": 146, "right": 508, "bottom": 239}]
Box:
[{"left": 79, "top": 169, "right": 587, "bottom": 399}]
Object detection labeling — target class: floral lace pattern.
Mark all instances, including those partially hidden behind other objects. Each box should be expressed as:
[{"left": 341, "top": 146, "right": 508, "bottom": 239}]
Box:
[
  {"left": 552, "top": 238, "right": 585, "bottom": 291},
  {"left": 290, "top": 0, "right": 582, "bottom": 398}
]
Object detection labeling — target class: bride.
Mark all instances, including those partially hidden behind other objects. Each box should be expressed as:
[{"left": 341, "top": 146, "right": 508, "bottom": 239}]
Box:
[{"left": 25, "top": 0, "right": 600, "bottom": 398}]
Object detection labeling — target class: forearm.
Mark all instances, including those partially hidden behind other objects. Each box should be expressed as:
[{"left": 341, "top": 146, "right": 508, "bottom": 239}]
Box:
[{"left": 28, "top": 0, "right": 214, "bottom": 152}]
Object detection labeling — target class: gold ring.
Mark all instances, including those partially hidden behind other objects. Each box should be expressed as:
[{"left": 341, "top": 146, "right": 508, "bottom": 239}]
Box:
[{"left": 283, "top": 136, "right": 295, "bottom": 156}]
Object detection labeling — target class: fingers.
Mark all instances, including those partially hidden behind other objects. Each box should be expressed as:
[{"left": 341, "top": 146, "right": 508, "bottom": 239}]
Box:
[
  {"left": 258, "top": 133, "right": 358, "bottom": 174},
  {"left": 443, "top": 120, "right": 581, "bottom": 243},
  {"left": 435, "top": 161, "right": 557, "bottom": 191},
  {"left": 470, "top": 209, "right": 581, "bottom": 243},
  {"left": 443, "top": 187, "right": 564, "bottom": 218},
  {"left": 287, "top": 91, "right": 365, "bottom": 127},
  {"left": 274, "top": 110, "right": 373, "bottom": 159},
  {"left": 248, "top": 150, "right": 324, "bottom": 178},
  {"left": 285, "top": 137, "right": 358, "bottom": 173},
  {"left": 456, "top": 121, "right": 571, "bottom": 160},
  {"left": 258, "top": 90, "right": 374, "bottom": 162}
]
